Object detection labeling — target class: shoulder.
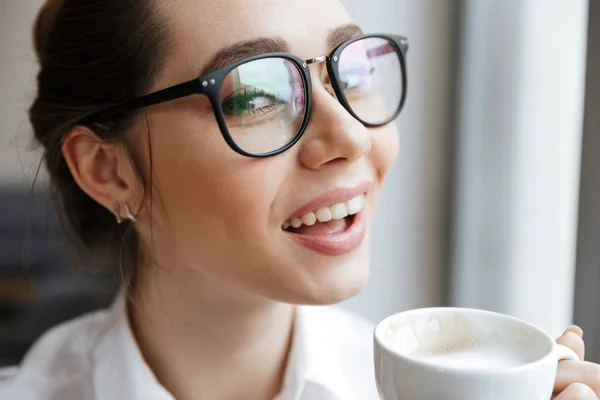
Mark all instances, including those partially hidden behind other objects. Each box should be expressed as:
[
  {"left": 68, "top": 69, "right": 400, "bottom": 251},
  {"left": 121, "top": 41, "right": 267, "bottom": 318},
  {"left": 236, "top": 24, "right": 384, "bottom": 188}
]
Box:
[{"left": 0, "top": 308, "right": 115, "bottom": 400}]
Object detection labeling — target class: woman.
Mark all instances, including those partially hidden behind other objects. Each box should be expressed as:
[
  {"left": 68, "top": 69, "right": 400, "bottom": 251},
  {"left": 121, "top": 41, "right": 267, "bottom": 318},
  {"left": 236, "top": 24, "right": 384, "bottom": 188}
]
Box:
[{"left": 1, "top": 0, "right": 599, "bottom": 399}]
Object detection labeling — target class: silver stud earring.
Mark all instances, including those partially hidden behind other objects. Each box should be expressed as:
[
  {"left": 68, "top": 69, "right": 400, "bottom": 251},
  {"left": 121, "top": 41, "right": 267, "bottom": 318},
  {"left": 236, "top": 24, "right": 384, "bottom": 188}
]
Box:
[
  {"left": 124, "top": 204, "right": 137, "bottom": 222},
  {"left": 113, "top": 204, "right": 122, "bottom": 224}
]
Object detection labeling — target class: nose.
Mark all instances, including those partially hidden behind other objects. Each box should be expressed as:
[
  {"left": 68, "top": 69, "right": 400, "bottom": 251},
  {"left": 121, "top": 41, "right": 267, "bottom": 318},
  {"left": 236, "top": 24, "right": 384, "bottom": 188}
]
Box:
[{"left": 297, "top": 83, "right": 371, "bottom": 170}]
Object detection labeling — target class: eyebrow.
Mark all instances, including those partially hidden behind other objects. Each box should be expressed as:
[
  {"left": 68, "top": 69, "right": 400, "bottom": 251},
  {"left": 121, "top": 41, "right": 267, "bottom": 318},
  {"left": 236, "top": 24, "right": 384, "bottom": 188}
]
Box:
[
  {"left": 200, "top": 23, "right": 364, "bottom": 75},
  {"left": 327, "top": 23, "right": 364, "bottom": 50}
]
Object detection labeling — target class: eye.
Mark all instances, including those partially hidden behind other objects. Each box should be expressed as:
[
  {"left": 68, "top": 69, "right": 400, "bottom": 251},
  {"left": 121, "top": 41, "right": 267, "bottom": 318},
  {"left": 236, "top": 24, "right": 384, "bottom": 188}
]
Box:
[
  {"left": 340, "top": 65, "right": 376, "bottom": 91},
  {"left": 248, "top": 97, "right": 273, "bottom": 109},
  {"left": 222, "top": 88, "right": 283, "bottom": 116}
]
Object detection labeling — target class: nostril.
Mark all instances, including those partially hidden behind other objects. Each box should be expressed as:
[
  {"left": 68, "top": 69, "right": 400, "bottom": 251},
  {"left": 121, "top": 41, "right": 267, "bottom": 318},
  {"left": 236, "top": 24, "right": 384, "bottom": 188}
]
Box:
[{"left": 321, "top": 156, "right": 350, "bottom": 167}]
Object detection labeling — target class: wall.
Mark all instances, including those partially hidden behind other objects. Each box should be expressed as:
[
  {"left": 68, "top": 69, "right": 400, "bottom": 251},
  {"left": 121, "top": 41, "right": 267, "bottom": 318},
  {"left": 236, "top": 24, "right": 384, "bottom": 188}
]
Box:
[
  {"left": 0, "top": 0, "right": 45, "bottom": 186},
  {"left": 450, "top": 0, "right": 589, "bottom": 337},
  {"left": 574, "top": 0, "right": 600, "bottom": 362}
]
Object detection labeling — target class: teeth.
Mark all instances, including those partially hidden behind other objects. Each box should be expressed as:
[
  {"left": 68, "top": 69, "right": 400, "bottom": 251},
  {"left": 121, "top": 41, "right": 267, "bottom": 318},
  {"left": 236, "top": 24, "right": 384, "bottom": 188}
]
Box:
[
  {"left": 347, "top": 194, "right": 365, "bottom": 215},
  {"left": 301, "top": 213, "right": 317, "bottom": 226},
  {"left": 316, "top": 208, "right": 333, "bottom": 223},
  {"left": 330, "top": 203, "right": 348, "bottom": 219},
  {"left": 282, "top": 194, "right": 366, "bottom": 230}
]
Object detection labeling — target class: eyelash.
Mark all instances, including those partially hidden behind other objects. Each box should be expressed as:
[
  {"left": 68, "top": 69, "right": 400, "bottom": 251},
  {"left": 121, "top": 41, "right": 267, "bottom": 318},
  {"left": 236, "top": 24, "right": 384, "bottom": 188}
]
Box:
[{"left": 222, "top": 88, "right": 282, "bottom": 115}]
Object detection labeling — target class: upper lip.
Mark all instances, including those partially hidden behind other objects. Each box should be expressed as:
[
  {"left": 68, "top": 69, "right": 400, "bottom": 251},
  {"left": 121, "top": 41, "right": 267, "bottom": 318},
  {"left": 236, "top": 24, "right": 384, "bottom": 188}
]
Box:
[{"left": 285, "top": 181, "right": 373, "bottom": 221}]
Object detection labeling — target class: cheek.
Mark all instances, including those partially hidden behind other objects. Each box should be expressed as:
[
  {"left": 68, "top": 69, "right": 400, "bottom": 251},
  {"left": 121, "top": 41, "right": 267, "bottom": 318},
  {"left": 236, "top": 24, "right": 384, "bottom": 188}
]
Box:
[
  {"left": 143, "top": 119, "right": 290, "bottom": 263},
  {"left": 369, "top": 122, "right": 399, "bottom": 181},
  {"left": 159, "top": 152, "right": 272, "bottom": 233}
]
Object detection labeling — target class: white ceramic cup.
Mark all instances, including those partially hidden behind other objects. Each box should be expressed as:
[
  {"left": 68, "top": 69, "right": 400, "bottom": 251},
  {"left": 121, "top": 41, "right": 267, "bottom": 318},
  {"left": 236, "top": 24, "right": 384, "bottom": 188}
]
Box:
[{"left": 374, "top": 307, "right": 579, "bottom": 400}]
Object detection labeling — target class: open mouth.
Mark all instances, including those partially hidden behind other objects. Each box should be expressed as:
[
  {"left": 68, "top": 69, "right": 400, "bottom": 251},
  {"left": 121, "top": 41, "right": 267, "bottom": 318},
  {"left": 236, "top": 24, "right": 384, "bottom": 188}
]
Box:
[
  {"left": 283, "top": 214, "right": 357, "bottom": 235},
  {"left": 281, "top": 193, "right": 365, "bottom": 236},
  {"left": 281, "top": 192, "right": 368, "bottom": 256}
]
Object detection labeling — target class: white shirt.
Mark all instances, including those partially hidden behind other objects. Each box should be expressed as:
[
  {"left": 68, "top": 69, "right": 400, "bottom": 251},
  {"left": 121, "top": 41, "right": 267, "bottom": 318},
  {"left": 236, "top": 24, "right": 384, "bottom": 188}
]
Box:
[{"left": 0, "top": 292, "right": 379, "bottom": 400}]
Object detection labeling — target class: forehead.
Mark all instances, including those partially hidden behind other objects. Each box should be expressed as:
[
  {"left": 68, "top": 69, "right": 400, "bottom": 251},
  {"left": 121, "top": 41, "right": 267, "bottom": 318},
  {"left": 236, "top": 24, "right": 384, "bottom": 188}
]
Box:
[{"left": 159, "top": 0, "right": 355, "bottom": 79}]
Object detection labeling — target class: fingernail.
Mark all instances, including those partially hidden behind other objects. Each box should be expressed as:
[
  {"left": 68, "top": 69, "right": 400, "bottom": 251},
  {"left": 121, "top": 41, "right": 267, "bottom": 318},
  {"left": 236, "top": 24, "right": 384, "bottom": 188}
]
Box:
[{"left": 567, "top": 325, "right": 584, "bottom": 337}]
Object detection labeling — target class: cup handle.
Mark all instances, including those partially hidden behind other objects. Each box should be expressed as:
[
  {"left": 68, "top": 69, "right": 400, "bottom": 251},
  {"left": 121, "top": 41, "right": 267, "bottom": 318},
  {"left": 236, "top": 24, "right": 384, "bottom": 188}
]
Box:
[
  {"left": 549, "top": 345, "right": 581, "bottom": 400},
  {"left": 553, "top": 344, "right": 580, "bottom": 362}
]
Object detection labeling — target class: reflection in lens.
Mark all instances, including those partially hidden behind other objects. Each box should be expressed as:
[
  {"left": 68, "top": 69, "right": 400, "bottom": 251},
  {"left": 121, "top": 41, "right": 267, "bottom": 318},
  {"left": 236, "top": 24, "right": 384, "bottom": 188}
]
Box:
[
  {"left": 338, "top": 37, "right": 403, "bottom": 125},
  {"left": 221, "top": 58, "right": 306, "bottom": 155}
]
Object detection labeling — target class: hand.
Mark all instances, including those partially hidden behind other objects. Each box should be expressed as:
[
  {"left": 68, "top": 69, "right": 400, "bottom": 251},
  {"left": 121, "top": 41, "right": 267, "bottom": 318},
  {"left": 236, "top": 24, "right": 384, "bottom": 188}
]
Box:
[{"left": 553, "top": 326, "right": 600, "bottom": 399}]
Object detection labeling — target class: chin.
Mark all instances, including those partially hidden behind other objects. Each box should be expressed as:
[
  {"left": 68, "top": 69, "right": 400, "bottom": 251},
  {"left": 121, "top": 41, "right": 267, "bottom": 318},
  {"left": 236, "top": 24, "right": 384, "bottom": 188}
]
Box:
[{"left": 292, "top": 256, "right": 371, "bottom": 306}]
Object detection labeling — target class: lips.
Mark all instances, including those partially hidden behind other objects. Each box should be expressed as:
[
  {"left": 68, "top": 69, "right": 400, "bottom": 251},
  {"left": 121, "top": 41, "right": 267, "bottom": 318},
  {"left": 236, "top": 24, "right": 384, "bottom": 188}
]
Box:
[
  {"left": 282, "top": 193, "right": 365, "bottom": 231},
  {"left": 284, "top": 181, "right": 372, "bottom": 222},
  {"left": 282, "top": 181, "right": 372, "bottom": 256},
  {"left": 284, "top": 207, "right": 367, "bottom": 256}
]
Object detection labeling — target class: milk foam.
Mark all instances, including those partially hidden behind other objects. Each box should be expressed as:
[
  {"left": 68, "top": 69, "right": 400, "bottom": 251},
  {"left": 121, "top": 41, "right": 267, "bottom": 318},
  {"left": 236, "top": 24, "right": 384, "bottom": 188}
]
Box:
[
  {"left": 418, "top": 342, "right": 530, "bottom": 370},
  {"left": 381, "top": 312, "right": 540, "bottom": 371}
]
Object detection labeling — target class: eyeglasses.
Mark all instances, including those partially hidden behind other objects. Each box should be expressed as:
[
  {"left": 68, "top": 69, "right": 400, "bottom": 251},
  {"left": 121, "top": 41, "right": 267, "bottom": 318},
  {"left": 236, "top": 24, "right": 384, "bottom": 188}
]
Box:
[{"left": 82, "top": 33, "right": 409, "bottom": 158}]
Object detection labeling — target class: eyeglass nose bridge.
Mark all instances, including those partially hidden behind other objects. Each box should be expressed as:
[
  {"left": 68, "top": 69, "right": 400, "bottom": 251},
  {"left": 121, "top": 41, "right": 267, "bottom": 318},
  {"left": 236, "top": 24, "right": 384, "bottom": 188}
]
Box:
[{"left": 304, "top": 55, "right": 329, "bottom": 67}]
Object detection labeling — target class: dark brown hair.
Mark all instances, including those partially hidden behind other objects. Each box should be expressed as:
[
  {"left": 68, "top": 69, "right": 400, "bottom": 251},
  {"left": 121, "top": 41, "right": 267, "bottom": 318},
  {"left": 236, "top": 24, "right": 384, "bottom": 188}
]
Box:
[{"left": 30, "top": 0, "right": 171, "bottom": 282}]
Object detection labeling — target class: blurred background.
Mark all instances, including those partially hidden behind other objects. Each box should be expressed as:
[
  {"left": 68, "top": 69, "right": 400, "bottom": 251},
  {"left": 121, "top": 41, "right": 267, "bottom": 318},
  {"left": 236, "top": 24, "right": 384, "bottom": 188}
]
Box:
[{"left": 0, "top": 0, "right": 598, "bottom": 367}]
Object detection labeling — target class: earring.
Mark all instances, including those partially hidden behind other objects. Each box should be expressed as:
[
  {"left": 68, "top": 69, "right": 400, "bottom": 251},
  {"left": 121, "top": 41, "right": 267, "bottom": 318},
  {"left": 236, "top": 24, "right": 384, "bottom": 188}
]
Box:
[
  {"left": 113, "top": 204, "right": 122, "bottom": 224},
  {"left": 124, "top": 204, "right": 137, "bottom": 222},
  {"left": 113, "top": 204, "right": 137, "bottom": 224}
]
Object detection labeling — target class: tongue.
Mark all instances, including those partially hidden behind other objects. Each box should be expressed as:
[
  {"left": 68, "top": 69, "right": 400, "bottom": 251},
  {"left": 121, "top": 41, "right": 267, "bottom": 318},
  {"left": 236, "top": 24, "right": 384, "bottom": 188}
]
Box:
[{"left": 293, "top": 218, "right": 349, "bottom": 235}]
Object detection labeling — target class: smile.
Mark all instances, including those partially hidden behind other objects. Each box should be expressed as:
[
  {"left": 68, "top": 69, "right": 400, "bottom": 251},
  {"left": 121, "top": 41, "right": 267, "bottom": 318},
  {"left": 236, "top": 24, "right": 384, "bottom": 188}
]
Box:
[
  {"left": 282, "top": 183, "right": 371, "bottom": 256},
  {"left": 282, "top": 193, "right": 365, "bottom": 231}
]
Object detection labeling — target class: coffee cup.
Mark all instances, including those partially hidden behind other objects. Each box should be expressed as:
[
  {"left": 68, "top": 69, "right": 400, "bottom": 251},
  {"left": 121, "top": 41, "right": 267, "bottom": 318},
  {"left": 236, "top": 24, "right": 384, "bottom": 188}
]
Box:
[{"left": 373, "top": 307, "right": 579, "bottom": 400}]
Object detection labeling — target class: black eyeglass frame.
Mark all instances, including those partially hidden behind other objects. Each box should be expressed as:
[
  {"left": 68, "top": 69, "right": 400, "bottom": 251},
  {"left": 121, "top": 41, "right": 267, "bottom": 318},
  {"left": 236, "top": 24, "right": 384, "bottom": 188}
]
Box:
[{"left": 81, "top": 33, "right": 409, "bottom": 158}]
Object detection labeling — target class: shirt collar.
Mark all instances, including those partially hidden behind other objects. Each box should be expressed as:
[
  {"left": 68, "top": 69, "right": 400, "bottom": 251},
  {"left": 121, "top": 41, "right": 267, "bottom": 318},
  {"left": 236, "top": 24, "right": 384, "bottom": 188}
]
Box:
[
  {"left": 91, "top": 292, "right": 353, "bottom": 400},
  {"left": 278, "top": 306, "right": 354, "bottom": 400},
  {"left": 92, "top": 291, "right": 174, "bottom": 400}
]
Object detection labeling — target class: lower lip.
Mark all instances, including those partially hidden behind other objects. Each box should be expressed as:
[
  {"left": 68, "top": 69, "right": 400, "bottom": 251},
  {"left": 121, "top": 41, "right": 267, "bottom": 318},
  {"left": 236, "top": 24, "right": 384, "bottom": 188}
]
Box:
[{"left": 284, "top": 207, "right": 367, "bottom": 256}]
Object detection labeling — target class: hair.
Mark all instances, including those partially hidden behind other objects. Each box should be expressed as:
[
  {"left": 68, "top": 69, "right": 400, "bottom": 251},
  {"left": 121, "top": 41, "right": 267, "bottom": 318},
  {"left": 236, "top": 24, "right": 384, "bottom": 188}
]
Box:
[{"left": 30, "top": 0, "right": 171, "bottom": 284}]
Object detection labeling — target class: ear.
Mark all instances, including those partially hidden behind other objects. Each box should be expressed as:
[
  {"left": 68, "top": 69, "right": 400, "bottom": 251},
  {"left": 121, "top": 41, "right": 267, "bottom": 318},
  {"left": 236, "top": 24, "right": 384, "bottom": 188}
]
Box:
[{"left": 61, "top": 126, "right": 143, "bottom": 219}]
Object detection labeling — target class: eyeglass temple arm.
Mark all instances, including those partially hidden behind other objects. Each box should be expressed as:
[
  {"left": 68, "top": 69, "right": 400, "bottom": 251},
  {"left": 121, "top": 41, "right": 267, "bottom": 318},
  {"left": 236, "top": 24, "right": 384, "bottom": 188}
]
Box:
[{"left": 82, "top": 79, "right": 201, "bottom": 124}]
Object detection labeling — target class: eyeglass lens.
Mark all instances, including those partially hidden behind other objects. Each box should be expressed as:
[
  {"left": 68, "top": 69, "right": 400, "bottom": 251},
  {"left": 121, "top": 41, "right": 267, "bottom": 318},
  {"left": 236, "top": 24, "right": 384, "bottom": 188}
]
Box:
[
  {"left": 219, "top": 37, "right": 403, "bottom": 155},
  {"left": 221, "top": 58, "right": 307, "bottom": 155},
  {"left": 337, "top": 37, "right": 403, "bottom": 125}
]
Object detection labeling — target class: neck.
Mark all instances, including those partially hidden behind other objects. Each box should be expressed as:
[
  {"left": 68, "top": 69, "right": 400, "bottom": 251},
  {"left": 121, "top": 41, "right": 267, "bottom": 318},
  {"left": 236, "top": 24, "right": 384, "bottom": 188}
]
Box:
[{"left": 129, "top": 265, "right": 295, "bottom": 400}]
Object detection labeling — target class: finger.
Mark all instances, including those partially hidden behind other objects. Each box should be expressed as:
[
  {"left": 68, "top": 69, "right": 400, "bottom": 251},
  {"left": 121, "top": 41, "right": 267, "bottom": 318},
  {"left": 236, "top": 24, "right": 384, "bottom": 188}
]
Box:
[
  {"left": 566, "top": 325, "right": 584, "bottom": 338},
  {"left": 555, "top": 360, "right": 600, "bottom": 396},
  {"left": 554, "top": 382, "right": 598, "bottom": 399},
  {"left": 557, "top": 331, "right": 586, "bottom": 360}
]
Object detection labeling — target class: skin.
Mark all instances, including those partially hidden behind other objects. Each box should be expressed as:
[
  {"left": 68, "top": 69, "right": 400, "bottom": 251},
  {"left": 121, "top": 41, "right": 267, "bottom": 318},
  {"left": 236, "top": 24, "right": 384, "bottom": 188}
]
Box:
[{"left": 59, "top": 0, "right": 600, "bottom": 399}]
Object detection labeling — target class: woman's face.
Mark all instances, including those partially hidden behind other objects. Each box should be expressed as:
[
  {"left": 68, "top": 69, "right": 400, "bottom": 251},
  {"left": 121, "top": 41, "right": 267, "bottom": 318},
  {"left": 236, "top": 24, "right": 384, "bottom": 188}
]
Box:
[{"left": 134, "top": 0, "right": 399, "bottom": 305}]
